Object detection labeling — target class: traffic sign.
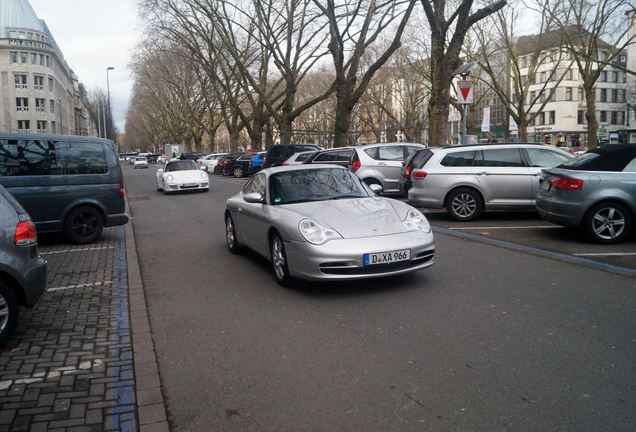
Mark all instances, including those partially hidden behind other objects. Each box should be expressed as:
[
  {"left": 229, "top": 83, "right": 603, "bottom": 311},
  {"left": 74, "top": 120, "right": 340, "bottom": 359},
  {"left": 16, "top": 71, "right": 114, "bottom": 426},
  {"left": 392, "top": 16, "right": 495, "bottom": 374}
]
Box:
[{"left": 457, "top": 80, "right": 474, "bottom": 104}]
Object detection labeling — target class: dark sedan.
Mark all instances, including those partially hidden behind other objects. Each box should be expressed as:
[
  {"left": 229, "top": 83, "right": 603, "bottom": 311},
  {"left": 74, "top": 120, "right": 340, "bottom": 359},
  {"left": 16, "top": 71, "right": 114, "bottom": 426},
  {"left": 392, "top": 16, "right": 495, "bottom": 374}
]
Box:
[
  {"left": 225, "top": 153, "right": 254, "bottom": 177},
  {"left": 214, "top": 153, "right": 244, "bottom": 175},
  {"left": 537, "top": 144, "right": 636, "bottom": 243}
]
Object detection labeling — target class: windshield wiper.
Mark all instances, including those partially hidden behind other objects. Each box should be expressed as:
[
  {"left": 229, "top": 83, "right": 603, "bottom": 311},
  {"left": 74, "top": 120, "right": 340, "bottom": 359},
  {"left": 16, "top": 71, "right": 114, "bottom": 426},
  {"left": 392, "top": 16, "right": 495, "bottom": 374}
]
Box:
[{"left": 328, "top": 195, "right": 365, "bottom": 200}]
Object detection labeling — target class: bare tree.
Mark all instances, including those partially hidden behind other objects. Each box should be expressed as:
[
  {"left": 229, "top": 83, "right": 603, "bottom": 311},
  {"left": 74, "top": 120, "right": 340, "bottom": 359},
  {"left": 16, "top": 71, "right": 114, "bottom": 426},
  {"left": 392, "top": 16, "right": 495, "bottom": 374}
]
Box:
[
  {"left": 536, "top": 0, "right": 636, "bottom": 147},
  {"left": 419, "top": 0, "right": 506, "bottom": 146},
  {"left": 471, "top": 4, "right": 571, "bottom": 140},
  {"left": 313, "top": 0, "right": 417, "bottom": 147}
]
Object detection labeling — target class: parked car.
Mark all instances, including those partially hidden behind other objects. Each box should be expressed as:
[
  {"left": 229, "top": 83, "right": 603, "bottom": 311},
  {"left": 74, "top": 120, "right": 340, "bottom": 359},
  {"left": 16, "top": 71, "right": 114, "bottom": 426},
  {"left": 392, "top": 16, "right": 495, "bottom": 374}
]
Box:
[
  {"left": 537, "top": 144, "right": 636, "bottom": 244},
  {"left": 179, "top": 152, "right": 205, "bottom": 161},
  {"left": 156, "top": 160, "right": 209, "bottom": 193},
  {"left": 0, "top": 134, "right": 129, "bottom": 244},
  {"left": 306, "top": 143, "right": 426, "bottom": 193},
  {"left": 407, "top": 143, "right": 573, "bottom": 221},
  {"left": 248, "top": 152, "right": 267, "bottom": 175},
  {"left": 282, "top": 151, "right": 318, "bottom": 166},
  {"left": 224, "top": 165, "right": 435, "bottom": 286},
  {"left": 0, "top": 185, "right": 47, "bottom": 345},
  {"left": 399, "top": 148, "right": 437, "bottom": 196},
  {"left": 214, "top": 153, "right": 243, "bottom": 175},
  {"left": 567, "top": 146, "right": 588, "bottom": 156},
  {"left": 262, "top": 144, "right": 321, "bottom": 169},
  {"left": 225, "top": 153, "right": 254, "bottom": 177},
  {"left": 133, "top": 157, "right": 149, "bottom": 169},
  {"left": 200, "top": 153, "right": 228, "bottom": 172}
]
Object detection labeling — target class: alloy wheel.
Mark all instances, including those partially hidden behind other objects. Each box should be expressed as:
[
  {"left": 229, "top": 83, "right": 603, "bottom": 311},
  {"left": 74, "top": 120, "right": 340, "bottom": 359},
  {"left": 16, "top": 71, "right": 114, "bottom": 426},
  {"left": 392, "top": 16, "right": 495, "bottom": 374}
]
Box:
[
  {"left": 0, "top": 294, "right": 10, "bottom": 333},
  {"left": 72, "top": 212, "right": 99, "bottom": 238},
  {"left": 592, "top": 206, "right": 625, "bottom": 240},
  {"left": 452, "top": 193, "right": 477, "bottom": 218},
  {"left": 272, "top": 237, "right": 286, "bottom": 280},
  {"left": 226, "top": 217, "right": 235, "bottom": 248}
]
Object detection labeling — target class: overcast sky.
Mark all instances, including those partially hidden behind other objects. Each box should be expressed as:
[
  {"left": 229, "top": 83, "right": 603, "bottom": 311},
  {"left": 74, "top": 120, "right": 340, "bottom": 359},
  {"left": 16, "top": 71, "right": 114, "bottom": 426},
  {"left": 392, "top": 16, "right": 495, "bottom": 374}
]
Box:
[{"left": 30, "top": 0, "right": 140, "bottom": 132}]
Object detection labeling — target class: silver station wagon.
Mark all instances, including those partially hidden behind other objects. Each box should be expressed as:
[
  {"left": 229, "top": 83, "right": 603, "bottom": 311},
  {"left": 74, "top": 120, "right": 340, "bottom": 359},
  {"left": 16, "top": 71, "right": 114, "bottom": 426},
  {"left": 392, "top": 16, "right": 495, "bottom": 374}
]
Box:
[{"left": 407, "top": 143, "right": 573, "bottom": 220}]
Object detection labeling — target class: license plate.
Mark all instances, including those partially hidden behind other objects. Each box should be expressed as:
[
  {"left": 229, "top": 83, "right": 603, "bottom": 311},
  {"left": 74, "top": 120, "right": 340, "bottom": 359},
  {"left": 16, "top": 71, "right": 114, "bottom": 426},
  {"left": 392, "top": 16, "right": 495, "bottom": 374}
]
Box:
[
  {"left": 364, "top": 249, "right": 411, "bottom": 266},
  {"left": 182, "top": 183, "right": 197, "bottom": 187}
]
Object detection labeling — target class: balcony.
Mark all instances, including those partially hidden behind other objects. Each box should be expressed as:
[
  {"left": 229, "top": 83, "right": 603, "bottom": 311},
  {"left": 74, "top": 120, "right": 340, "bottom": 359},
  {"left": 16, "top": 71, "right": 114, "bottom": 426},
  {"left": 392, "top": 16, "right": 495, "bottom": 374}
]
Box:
[
  {"left": 16, "top": 107, "right": 29, "bottom": 112},
  {"left": 14, "top": 84, "right": 27, "bottom": 89},
  {"left": 34, "top": 85, "right": 44, "bottom": 91}
]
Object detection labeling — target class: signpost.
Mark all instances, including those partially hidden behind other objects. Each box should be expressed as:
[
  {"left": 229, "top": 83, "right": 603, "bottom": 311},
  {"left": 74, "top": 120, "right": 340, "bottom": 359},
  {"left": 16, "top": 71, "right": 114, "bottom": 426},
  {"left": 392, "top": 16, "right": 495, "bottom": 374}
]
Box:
[{"left": 452, "top": 62, "right": 477, "bottom": 145}]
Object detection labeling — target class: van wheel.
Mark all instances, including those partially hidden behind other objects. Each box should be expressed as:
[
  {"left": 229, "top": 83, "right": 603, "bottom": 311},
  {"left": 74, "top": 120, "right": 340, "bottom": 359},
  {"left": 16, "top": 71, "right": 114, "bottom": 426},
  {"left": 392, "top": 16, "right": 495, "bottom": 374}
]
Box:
[
  {"left": 446, "top": 188, "right": 483, "bottom": 221},
  {"left": 0, "top": 282, "right": 19, "bottom": 347},
  {"left": 64, "top": 206, "right": 104, "bottom": 244}
]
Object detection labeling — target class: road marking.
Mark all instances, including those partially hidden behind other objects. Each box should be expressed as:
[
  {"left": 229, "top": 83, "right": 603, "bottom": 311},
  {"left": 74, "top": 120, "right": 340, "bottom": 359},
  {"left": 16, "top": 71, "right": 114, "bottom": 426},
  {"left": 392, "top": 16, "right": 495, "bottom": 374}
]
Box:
[
  {"left": 47, "top": 281, "right": 113, "bottom": 292},
  {"left": 449, "top": 225, "right": 560, "bottom": 230},
  {"left": 574, "top": 252, "right": 636, "bottom": 257},
  {"left": 41, "top": 246, "right": 114, "bottom": 255},
  {"left": 0, "top": 359, "right": 104, "bottom": 390}
]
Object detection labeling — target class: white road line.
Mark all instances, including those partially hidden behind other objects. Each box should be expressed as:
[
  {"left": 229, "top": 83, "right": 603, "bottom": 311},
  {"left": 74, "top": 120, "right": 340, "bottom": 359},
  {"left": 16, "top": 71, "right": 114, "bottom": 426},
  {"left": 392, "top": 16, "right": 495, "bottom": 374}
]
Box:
[
  {"left": 47, "top": 281, "right": 113, "bottom": 292},
  {"left": 0, "top": 360, "right": 104, "bottom": 390},
  {"left": 574, "top": 252, "right": 636, "bottom": 257},
  {"left": 449, "top": 225, "right": 560, "bottom": 230},
  {"left": 40, "top": 246, "right": 114, "bottom": 255}
]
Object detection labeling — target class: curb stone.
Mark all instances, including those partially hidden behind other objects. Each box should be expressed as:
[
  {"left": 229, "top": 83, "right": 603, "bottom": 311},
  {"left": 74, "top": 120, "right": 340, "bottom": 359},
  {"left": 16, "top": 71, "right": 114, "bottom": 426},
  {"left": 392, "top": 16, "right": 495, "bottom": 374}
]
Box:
[{"left": 125, "top": 200, "right": 170, "bottom": 431}]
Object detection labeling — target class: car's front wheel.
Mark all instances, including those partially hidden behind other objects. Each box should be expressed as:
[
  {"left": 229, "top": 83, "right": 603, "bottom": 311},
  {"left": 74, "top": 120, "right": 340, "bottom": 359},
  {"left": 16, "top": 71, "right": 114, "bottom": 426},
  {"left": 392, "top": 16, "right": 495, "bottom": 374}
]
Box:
[
  {"left": 233, "top": 167, "right": 244, "bottom": 178},
  {"left": 0, "top": 282, "right": 18, "bottom": 346},
  {"left": 446, "top": 188, "right": 483, "bottom": 221},
  {"left": 64, "top": 206, "right": 104, "bottom": 244},
  {"left": 225, "top": 214, "right": 242, "bottom": 254},
  {"left": 584, "top": 201, "right": 632, "bottom": 244},
  {"left": 271, "top": 234, "right": 294, "bottom": 287}
]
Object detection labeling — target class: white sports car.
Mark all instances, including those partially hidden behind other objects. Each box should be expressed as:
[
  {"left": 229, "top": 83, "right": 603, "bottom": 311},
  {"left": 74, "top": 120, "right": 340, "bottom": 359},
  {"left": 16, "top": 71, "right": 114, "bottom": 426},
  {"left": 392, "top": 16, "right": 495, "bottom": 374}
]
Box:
[{"left": 156, "top": 160, "right": 209, "bottom": 193}]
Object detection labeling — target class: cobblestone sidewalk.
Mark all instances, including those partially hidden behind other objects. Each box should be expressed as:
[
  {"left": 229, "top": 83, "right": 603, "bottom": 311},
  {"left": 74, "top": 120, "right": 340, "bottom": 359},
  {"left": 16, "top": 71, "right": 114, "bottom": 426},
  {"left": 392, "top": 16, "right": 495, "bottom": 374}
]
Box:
[{"left": 0, "top": 225, "right": 166, "bottom": 432}]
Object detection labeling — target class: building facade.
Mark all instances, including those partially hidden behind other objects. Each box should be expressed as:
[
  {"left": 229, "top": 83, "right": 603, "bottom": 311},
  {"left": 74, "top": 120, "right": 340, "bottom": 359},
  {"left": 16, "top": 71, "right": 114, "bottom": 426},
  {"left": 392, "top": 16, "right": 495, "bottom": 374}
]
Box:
[{"left": 0, "top": 0, "right": 96, "bottom": 136}]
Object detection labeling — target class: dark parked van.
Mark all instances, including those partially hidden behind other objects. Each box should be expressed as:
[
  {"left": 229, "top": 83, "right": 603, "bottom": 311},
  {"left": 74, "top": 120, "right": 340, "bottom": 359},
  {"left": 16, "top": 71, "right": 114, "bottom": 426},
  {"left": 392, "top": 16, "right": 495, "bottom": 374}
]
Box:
[
  {"left": 262, "top": 144, "right": 321, "bottom": 168},
  {"left": 0, "top": 134, "right": 128, "bottom": 244}
]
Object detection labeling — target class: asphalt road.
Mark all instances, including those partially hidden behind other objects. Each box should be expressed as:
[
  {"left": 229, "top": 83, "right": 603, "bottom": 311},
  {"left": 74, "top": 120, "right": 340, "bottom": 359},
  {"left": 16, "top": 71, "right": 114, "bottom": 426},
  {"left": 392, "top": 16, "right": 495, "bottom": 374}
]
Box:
[{"left": 125, "top": 165, "right": 636, "bottom": 432}]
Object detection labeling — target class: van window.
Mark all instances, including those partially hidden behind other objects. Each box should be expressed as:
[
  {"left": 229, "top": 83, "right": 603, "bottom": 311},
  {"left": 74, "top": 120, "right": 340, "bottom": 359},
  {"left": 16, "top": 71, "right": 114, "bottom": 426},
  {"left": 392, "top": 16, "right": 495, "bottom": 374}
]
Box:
[
  {"left": 268, "top": 147, "right": 287, "bottom": 158},
  {"left": 365, "top": 146, "right": 405, "bottom": 161},
  {"left": 0, "top": 140, "right": 107, "bottom": 176},
  {"left": 476, "top": 149, "right": 525, "bottom": 167},
  {"left": 440, "top": 151, "right": 475, "bottom": 167},
  {"left": 525, "top": 148, "right": 570, "bottom": 168}
]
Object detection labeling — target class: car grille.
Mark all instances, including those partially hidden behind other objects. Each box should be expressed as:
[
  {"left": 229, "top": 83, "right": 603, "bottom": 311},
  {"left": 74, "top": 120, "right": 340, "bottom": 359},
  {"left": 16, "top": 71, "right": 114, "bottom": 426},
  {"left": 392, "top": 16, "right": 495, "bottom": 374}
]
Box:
[{"left": 319, "top": 250, "right": 435, "bottom": 275}]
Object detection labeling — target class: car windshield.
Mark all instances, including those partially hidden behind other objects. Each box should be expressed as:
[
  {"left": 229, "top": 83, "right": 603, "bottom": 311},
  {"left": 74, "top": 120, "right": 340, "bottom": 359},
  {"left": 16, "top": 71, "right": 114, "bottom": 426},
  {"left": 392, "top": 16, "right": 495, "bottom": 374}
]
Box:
[
  {"left": 270, "top": 168, "right": 369, "bottom": 205},
  {"left": 165, "top": 161, "right": 198, "bottom": 172}
]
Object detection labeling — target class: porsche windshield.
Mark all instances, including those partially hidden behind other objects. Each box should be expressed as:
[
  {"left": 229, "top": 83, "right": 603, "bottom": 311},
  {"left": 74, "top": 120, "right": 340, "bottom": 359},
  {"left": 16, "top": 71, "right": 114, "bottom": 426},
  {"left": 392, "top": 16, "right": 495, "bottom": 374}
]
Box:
[
  {"left": 165, "top": 161, "right": 198, "bottom": 172},
  {"left": 270, "top": 168, "right": 369, "bottom": 205}
]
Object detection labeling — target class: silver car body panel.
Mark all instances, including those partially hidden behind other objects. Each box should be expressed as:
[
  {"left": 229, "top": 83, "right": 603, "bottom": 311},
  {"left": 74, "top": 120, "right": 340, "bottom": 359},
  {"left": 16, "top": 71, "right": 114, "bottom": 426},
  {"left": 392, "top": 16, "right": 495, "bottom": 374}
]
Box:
[
  {"left": 356, "top": 143, "right": 426, "bottom": 193},
  {"left": 226, "top": 165, "right": 435, "bottom": 281},
  {"left": 408, "top": 144, "right": 572, "bottom": 210}
]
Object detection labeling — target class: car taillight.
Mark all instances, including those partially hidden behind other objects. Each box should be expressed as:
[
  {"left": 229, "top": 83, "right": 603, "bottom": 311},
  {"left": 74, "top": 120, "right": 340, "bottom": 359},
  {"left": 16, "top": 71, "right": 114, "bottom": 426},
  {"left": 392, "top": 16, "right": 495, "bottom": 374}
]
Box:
[
  {"left": 119, "top": 182, "right": 126, "bottom": 199},
  {"left": 282, "top": 162, "right": 288, "bottom": 166},
  {"left": 351, "top": 160, "right": 361, "bottom": 172},
  {"left": 551, "top": 177, "right": 583, "bottom": 190},
  {"left": 405, "top": 165, "right": 412, "bottom": 177},
  {"left": 15, "top": 220, "right": 37, "bottom": 246},
  {"left": 413, "top": 171, "right": 427, "bottom": 179}
]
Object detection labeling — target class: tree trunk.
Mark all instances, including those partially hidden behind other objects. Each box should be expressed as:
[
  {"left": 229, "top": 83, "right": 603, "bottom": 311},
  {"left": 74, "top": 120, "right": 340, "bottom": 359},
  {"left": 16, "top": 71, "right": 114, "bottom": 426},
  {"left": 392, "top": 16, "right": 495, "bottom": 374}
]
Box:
[
  {"left": 333, "top": 82, "right": 355, "bottom": 147},
  {"left": 585, "top": 86, "right": 598, "bottom": 149},
  {"left": 428, "top": 51, "right": 456, "bottom": 146},
  {"left": 517, "top": 120, "right": 528, "bottom": 141}
]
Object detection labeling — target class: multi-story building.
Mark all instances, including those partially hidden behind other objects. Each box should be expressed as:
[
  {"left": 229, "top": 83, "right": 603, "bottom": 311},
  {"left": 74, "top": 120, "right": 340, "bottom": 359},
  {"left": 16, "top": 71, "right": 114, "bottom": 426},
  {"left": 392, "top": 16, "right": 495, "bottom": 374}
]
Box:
[
  {"left": 516, "top": 30, "right": 628, "bottom": 147},
  {"left": 0, "top": 0, "right": 96, "bottom": 136}
]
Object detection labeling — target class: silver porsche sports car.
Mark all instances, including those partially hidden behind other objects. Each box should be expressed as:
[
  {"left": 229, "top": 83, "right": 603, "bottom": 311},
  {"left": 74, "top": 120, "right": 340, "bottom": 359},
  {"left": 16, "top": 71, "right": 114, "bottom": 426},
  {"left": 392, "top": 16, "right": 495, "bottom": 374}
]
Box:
[{"left": 224, "top": 165, "right": 435, "bottom": 285}]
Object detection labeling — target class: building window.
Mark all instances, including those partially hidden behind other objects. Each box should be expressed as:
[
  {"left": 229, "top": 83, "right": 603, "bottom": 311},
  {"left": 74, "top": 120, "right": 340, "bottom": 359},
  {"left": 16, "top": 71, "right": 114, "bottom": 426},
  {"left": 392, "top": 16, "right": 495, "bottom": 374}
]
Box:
[
  {"left": 51, "top": 121, "right": 56, "bottom": 133},
  {"left": 39, "top": 54, "right": 44, "bottom": 66},
  {"left": 549, "top": 111, "right": 555, "bottom": 125},
  {"left": 611, "top": 111, "right": 618, "bottom": 125},
  {"left": 578, "top": 87, "right": 584, "bottom": 101},
  {"left": 540, "top": 91, "right": 546, "bottom": 103},
  {"left": 612, "top": 71, "right": 619, "bottom": 82},
  {"left": 530, "top": 91, "right": 536, "bottom": 104},
  {"left": 600, "top": 71, "right": 607, "bottom": 82},
  {"left": 600, "top": 111, "right": 607, "bottom": 123},
  {"left": 600, "top": 88, "right": 607, "bottom": 102},
  {"left": 33, "top": 75, "right": 44, "bottom": 90},
  {"left": 566, "top": 87, "right": 573, "bottom": 101},
  {"left": 612, "top": 89, "right": 618, "bottom": 103},
  {"left": 46, "top": 56, "right": 52, "bottom": 68},
  {"left": 17, "top": 120, "right": 30, "bottom": 132},
  {"left": 623, "top": 89, "right": 627, "bottom": 103},
  {"left": 50, "top": 100, "right": 55, "bottom": 113},
  {"left": 35, "top": 98, "right": 45, "bottom": 112},
  {"left": 16, "top": 98, "right": 29, "bottom": 112},
  {"left": 48, "top": 77, "right": 54, "bottom": 92},
  {"left": 620, "top": 55, "right": 627, "bottom": 63},
  {"left": 10, "top": 52, "right": 18, "bottom": 63},
  {"left": 30, "top": 53, "right": 37, "bottom": 64},
  {"left": 36, "top": 121, "right": 47, "bottom": 133},
  {"left": 537, "top": 112, "right": 545, "bottom": 125},
  {"left": 540, "top": 71, "right": 546, "bottom": 83},
  {"left": 14, "top": 74, "right": 27, "bottom": 89},
  {"left": 20, "top": 52, "right": 27, "bottom": 63},
  {"left": 577, "top": 111, "right": 586, "bottom": 124},
  {"left": 567, "top": 69, "right": 574, "bottom": 80}
]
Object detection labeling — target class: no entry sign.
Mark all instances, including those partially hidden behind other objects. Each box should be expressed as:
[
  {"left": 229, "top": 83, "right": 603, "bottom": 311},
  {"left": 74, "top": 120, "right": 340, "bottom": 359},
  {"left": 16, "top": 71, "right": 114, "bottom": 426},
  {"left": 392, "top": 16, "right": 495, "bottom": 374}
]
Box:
[{"left": 457, "top": 80, "right": 474, "bottom": 104}]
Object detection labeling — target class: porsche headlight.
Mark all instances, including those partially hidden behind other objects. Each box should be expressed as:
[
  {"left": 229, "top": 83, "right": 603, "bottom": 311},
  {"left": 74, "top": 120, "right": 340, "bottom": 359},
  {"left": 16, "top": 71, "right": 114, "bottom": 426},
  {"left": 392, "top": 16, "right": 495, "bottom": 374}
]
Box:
[
  {"left": 167, "top": 174, "right": 174, "bottom": 181},
  {"left": 201, "top": 172, "right": 208, "bottom": 179},
  {"left": 298, "top": 219, "right": 342, "bottom": 245},
  {"left": 403, "top": 209, "right": 431, "bottom": 233}
]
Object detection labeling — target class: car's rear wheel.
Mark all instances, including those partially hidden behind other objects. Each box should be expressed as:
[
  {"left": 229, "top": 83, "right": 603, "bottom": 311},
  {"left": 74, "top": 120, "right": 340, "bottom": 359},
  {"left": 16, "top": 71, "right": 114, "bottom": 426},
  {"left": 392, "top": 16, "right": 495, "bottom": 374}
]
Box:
[
  {"left": 225, "top": 214, "right": 242, "bottom": 254},
  {"left": 271, "top": 234, "right": 294, "bottom": 287},
  {"left": 584, "top": 202, "right": 631, "bottom": 244},
  {"left": 233, "top": 167, "right": 244, "bottom": 178},
  {"left": 446, "top": 188, "right": 483, "bottom": 221},
  {"left": 64, "top": 206, "right": 104, "bottom": 244},
  {"left": 0, "top": 282, "right": 18, "bottom": 347}
]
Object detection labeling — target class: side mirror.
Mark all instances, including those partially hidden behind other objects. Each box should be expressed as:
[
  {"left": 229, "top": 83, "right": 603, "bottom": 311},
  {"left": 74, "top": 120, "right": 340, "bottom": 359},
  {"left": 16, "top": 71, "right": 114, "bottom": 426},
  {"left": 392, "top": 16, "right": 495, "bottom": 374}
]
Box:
[
  {"left": 244, "top": 192, "right": 264, "bottom": 204},
  {"left": 369, "top": 184, "right": 382, "bottom": 194}
]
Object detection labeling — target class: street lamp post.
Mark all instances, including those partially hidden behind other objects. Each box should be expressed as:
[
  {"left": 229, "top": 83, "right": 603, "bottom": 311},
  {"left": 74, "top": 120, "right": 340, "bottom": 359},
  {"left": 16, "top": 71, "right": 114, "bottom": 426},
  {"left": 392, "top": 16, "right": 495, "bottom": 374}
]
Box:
[{"left": 106, "top": 66, "right": 115, "bottom": 140}]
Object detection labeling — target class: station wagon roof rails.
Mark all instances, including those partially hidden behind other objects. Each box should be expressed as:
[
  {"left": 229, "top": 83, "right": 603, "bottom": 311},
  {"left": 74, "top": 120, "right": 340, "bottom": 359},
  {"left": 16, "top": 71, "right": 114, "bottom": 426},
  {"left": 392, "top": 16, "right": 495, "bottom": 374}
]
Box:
[{"left": 440, "top": 142, "right": 547, "bottom": 149}]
